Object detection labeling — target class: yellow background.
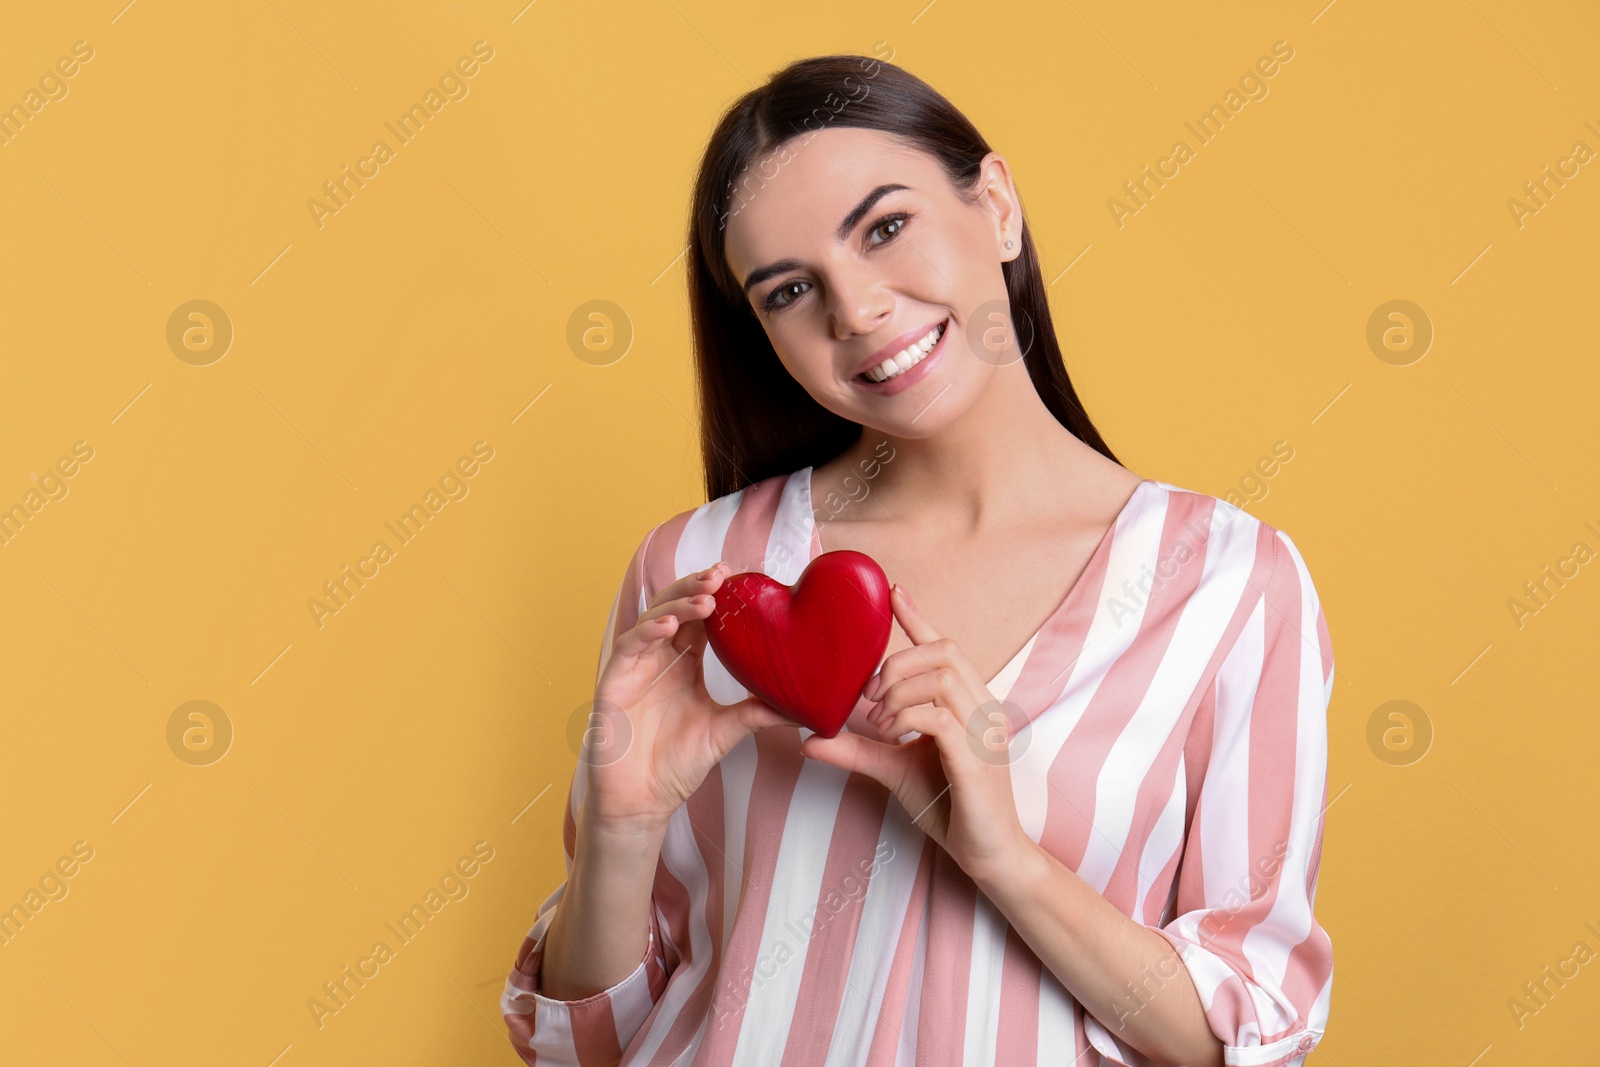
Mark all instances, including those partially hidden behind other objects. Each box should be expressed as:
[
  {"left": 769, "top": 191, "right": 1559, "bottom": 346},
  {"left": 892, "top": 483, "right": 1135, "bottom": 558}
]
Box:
[{"left": 2, "top": 0, "right": 1597, "bottom": 1063}]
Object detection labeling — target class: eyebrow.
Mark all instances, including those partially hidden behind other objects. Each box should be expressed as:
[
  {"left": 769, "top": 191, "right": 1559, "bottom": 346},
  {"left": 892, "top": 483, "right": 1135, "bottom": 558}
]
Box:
[{"left": 739, "top": 183, "right": 911, "bottom": 295}]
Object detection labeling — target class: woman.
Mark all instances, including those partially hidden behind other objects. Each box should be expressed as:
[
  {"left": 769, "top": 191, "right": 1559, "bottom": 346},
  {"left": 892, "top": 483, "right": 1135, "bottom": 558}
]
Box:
[{"left": 503, "top": 54, "right": 1333, "bottom": 1067}]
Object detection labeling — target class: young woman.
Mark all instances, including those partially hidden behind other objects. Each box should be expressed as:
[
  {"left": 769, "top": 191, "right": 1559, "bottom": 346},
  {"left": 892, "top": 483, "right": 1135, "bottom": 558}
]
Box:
[{"left": 503, "top": 55, "right": 1334, "bottom": 1067}]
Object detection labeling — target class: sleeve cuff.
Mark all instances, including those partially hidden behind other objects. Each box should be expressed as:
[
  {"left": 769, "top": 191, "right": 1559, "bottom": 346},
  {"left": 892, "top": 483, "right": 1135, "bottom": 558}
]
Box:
[
  {"left": 525, "top": 917, "right": 657, "bottom": 1008},
  {"left": 1146, "top": 926, "right": 1325, "bottom": 1067},
  {"left": 1082, "top": 1012, "right": 1322, "bottom": 1067},
  {"left": 1217, "top": 1027, "right": 1323, "bottom": 1067},
  {"left": 503, "top": 912, "right": 666, "bottom": 1065}
]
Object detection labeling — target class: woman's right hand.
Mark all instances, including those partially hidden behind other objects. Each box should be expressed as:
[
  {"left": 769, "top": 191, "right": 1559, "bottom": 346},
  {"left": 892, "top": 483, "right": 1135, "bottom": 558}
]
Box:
[{"left": 581, "top": 562, "right": 791, "bottom": 833}]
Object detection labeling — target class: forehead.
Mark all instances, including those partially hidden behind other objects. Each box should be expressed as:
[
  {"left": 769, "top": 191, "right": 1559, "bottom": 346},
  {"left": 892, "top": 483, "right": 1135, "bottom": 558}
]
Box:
[{"left": 722, "top": 127, "right": 938, "bottom": 273}]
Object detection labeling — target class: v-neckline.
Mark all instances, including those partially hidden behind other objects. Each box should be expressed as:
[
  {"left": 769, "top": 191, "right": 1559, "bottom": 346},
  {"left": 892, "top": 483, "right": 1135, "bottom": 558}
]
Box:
[{"left": 801, "top": 467, "right": 1158, "bottom": 689}]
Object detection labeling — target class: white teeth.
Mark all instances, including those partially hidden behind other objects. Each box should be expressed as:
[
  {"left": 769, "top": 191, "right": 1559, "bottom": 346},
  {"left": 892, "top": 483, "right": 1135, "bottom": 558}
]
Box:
[{"left": 864, "top": 321, "right": 945, "bottom": 383}]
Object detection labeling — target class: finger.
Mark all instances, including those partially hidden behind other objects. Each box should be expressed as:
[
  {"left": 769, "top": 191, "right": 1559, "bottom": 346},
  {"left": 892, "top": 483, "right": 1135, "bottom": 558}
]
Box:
[
  {"left": 637, "top": 592, "right": 717, "bottom": 630},
  {"left": 734, "top": 695, "right": 793, "bottom": 733},
  {"left": 610, "top": 612, "right": 683, "bottom": 661},
  {"left": 647, "top": 562, "right": 732, "bottom": 613},
  {"left": 868, "top": 669, "right": 955, "bottom": 729},
  {"left": 616, "top": 593, "right": 713, "bottom": 665},
  {"left": 889, "top": 583, "right": 943, "bottom": 645},
  {"left": 707, "top": 696, "right": 794, "bottom": 755},
  {"left": 865, "top": 635, "right": 958, "bottom": 702},
  {"left": 799, "top": 728, "right": 909, "bottom": 788},
  {"left": 875, "top": 702, "right": 976, "bottom": 767}
]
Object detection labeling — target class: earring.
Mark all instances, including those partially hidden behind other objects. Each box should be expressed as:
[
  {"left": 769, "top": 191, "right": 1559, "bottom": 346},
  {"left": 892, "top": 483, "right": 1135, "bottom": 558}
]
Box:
[{"left": 1005, "top": 239, "right": 1015, "bottom": 250}]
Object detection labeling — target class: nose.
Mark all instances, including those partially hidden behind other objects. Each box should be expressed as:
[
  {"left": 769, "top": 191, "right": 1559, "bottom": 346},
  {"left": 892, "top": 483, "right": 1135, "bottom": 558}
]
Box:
[{"left": 828, "top": 262, "right": 894, "bottom": 341}]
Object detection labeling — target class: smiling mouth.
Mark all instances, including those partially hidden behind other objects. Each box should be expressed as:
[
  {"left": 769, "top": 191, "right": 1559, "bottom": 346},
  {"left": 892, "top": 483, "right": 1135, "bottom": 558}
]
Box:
[{"left": 856, "top": 318, "right": 949, "bottom": 383}]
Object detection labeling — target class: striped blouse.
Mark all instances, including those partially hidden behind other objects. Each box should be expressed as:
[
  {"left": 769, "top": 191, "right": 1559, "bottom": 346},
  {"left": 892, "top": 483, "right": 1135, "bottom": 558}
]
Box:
[{"left": 502, "top": 465, "right": 1335, "bottom": 1067}]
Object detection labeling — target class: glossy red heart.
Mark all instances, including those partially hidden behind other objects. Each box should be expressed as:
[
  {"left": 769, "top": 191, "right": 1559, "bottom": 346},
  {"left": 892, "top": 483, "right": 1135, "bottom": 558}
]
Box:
[{"left": 705, "top": 550, "right": 892, "bottom": 739}]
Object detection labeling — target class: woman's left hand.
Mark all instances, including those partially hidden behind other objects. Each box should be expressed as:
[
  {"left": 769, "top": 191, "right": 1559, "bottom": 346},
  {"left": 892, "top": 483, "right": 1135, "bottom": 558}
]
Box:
[{"left": 799, "top": 583, "right": 1033, "bottom": 884}]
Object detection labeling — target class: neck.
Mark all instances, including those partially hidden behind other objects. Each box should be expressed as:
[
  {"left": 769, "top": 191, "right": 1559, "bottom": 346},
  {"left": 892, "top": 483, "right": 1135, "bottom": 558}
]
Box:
[{"left": 822, "top": 360, "right": 1094, "bottom": 535}]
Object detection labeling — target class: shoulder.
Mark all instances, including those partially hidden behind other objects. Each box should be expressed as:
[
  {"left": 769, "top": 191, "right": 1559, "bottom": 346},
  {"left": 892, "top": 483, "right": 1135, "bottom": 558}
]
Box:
[
  {"left": 623, "top": 467, "right": 810, "bottom": 604},
  {"left": 1149, "top": 478, "right": 1330, "bottom": 655},
  {"left": 1148, "top": 479, "right": 1315, "bottom": 570}
]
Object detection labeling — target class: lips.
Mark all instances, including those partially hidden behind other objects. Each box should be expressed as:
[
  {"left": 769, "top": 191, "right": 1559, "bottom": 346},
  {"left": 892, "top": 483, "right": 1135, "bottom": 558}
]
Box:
[{"left": 852, "top": 317, "right": 950, "bottom": 382}]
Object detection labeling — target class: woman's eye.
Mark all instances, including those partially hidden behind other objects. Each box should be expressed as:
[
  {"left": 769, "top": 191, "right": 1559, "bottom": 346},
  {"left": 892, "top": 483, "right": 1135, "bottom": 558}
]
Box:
[
  {"left": 869, "top": 213, "right": 908, "bottom": 245},
  {"left": 765, "top": 280, "right": 810, "bottom": 311}
]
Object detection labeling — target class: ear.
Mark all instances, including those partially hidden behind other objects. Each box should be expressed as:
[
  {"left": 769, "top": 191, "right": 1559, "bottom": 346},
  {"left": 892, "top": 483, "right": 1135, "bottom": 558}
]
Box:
[{"left": 975, "top": 152, "right": 1024, "bottom": 262}]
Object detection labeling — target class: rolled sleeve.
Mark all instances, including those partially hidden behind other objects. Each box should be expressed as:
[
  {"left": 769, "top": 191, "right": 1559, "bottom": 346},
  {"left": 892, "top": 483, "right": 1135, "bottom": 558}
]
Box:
[
  {"left": 501, "top": 901, "right": 669, "bottom": 1066},
  {"left": 500, "top": 525, "right": 675, "bottom": 1066},
  {"left": 1087, "top": 527, "right": 1335, "bottom": 1067},
  {"left": 1162, "top": 529, "right": 1334, "bottom": 1066}
]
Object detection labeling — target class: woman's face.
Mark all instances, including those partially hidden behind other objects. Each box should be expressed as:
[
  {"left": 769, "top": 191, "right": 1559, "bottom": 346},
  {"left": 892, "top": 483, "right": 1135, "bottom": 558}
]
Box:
[{"left": 721, "top": 127, "right": 1024, "bottom": 438}]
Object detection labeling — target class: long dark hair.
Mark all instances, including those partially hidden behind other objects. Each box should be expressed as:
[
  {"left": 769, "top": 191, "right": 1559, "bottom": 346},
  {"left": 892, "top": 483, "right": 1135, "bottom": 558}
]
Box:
[{"left": 687, "top": 53, "right": 1122, "bottom": 502}]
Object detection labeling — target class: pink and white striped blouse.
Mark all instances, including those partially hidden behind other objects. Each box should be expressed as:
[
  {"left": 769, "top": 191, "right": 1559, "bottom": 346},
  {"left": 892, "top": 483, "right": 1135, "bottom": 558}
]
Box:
[{"left": 502, "top": 465, "right": 1335, "bottom": 1067}]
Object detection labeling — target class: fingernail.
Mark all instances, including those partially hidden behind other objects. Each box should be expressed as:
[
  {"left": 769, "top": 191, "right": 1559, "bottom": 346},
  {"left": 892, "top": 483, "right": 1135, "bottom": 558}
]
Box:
[{"left": 695, "top": 594, "right": 712, "bottom": 606}]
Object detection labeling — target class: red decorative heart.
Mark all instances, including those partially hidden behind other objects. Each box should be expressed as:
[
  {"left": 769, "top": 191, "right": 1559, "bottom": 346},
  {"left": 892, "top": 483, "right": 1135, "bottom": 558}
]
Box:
[{"left": 705, "top": 550, "right": 892, "bottom": 739}]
